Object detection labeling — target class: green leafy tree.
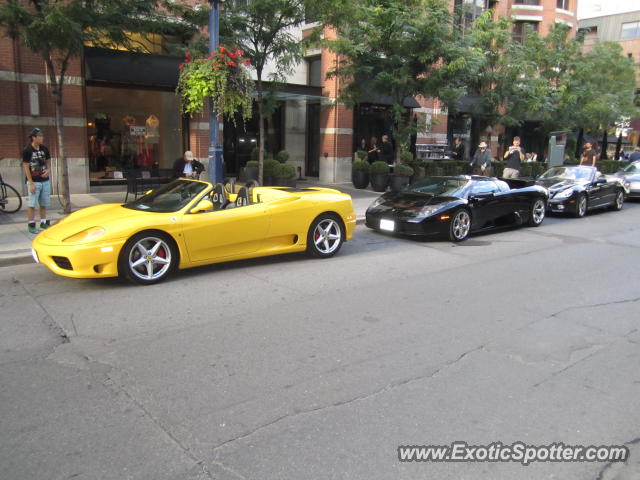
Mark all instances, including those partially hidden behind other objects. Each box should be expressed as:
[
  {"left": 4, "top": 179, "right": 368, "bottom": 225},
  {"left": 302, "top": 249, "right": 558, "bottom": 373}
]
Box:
[
  {"left": 221, "top": 0, "right": 322, "bottom": 184},
  {"left": 328, "top": 0, "right": 467, "bottom": 162},
  {"left": 0, "top": 0, "right": 194, "bottom": 212}
]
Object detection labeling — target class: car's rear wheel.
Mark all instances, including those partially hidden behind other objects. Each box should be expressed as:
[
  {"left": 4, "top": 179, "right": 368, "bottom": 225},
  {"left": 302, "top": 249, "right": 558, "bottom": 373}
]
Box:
[
  {"left": 119, "top": 231, "right": 177, "bottom": 285},
  {"left": 448, "top": 209, "right": 471, "bottom": 242},
  {"left": 610, "top": 189, "right": 624, "bottom": 211},
  {"left": 307, "top": 214, "right": 344, "bottom": 258},
  {"left": 573, "top": 194, "right": 587, "bottom": 218},
  {"left": 528, "top": 198, "right": 546, "bottom": 226}
]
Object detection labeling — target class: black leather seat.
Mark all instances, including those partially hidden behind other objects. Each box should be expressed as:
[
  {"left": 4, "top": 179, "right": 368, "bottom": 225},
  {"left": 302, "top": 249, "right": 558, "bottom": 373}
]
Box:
[
  {"left": 235, "top": 186, "right": 251, "bottom": 207},
  {"left": 212, "top": 183, "right": 229, "bottom": 210}
]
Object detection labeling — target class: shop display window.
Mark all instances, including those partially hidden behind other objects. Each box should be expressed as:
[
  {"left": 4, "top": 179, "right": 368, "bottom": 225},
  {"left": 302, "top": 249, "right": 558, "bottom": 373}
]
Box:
[{"left": 86, "top": 86, "right": 182, "bottom": 183}]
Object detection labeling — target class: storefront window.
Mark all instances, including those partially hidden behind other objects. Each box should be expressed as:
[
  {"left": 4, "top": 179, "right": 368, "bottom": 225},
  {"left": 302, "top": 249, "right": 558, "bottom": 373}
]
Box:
[{"left": 86, "top": 86, "right": 182, "bottom": 182}]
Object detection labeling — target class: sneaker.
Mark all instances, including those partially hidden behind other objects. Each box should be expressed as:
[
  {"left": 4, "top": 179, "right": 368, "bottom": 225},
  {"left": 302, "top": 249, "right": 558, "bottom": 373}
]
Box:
[
  {"left": 28, "top": 224, "right": 38, "bottom": 234},
  {"left": 40, "top": 220, "right": 50, "bottom": 230}
]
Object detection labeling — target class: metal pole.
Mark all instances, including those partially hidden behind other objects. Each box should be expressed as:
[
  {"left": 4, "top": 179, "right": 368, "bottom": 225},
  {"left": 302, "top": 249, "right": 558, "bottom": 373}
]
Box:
[{"left": 208, "top": 0, "right": 223, "bottom": 183}]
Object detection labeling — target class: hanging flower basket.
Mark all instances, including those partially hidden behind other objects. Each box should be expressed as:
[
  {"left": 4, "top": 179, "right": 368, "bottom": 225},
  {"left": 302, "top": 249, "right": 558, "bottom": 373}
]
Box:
[{"left": 177, "top": 47, "right": 253, "bottom": 122}]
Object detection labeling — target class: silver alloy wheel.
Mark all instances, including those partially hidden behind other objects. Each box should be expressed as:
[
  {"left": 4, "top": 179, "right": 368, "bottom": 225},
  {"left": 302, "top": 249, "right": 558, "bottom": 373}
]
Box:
[
  {"left": 578, "top": 195, "right": 587, "bottom": 216},
  {"left": 615, "top": 191, "right": 623, "bottom": 209},
  {"left": 128, "top": 236, "right": 172, "bottom": 281},
  {"left": 532, "top": 199, "right": 545, "bottom": 224},
  {"left": 452, "top": 210, "right": 471, "bottom": 240},
  {"left": 313, "top": 219, "right": 342, "bottom": 255}
]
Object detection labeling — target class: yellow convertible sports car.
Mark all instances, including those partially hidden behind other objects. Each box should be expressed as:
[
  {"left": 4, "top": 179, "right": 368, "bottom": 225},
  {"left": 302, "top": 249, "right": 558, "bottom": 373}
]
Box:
[{"left": 32, "top": 179, "right": 356, "bottom": 284}]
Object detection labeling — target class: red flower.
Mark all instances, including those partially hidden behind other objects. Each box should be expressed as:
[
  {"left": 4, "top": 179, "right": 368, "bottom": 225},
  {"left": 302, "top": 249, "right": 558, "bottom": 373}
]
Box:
[
  {"left": 185, "top": 58, "right": 190, "bottom": 63},
  {"left": 237, "top": 49, "right": 244, "bottom": 56},
  {"left": 244, "top": 59, "right": 251, "bottom": 66},
  {"left": 179, "top": 64, "right": 184, "bottom": 69},
  {"left": 185, "top": 51, "right": 191, "bottom": 58},
  {"left": 228, "top": 51, "right": 237, "bottom": 59},
  {"left": 219, "top": 46, "right": 226, "bottom": 53},
  {"left": 227, "top": 61, "right": 237, "bottom": 67}
]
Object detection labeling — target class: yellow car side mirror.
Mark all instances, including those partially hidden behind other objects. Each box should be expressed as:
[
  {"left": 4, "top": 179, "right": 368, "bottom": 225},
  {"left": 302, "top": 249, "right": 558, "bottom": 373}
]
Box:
[{"left": 191, "top": 199, "right": 213, "bottom": 214}]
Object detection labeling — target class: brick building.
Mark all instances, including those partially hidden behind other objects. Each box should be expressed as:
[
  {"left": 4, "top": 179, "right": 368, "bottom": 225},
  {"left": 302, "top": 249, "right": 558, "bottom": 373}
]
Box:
[
  {"left": 579, "top": 10, "right": 640, "bottom": 149},
  {"left": 0, "top": 1, "right": 580, "bottom": 194}
]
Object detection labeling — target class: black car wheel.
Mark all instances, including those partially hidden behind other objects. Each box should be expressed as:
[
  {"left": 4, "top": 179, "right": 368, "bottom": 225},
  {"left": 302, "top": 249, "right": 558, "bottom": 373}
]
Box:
[
  {"left": 119, "top": 231, "right": 177, "bottom": 285},
  {"left": 448, "top": 209, "right": 471, "bottom": 242},
  {"left": 528, "top": 198, "right": 546, "bottom": 227},
  {"left": 610, "top": 189, "right": 624, "bottom": 211},
  {"left": 573, "top": 194, "right": 587, "bottom": 218},
  {"left": 307, "top": 213, "right": 344, "bottom": 258}
]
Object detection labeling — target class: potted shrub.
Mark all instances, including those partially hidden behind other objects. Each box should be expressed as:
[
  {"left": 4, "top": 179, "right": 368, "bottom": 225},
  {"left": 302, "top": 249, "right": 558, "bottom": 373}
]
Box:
[
  {"left": 263, "top": 158, "right": 280, "bottom": 185},
  {"left": 276, "top": 150, "right": 290, "bottom": 163},
  {"left": 239, "top": 160, "right": 259, "bottom": 182},
  {"left": 273, "top": 163, "right": 297, "bottom": 187},
  {"left": 352, "top": 150, "right": 370, "bottom": 189},
  {"left": 370, "top": 161, "right": 390, "bottom": 192},
  {"left": 390, "top": 164, "right": 414, "bottom": 192}
]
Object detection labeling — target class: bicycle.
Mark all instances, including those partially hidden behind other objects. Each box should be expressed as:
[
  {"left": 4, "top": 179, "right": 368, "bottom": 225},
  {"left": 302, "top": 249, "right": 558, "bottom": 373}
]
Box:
[{"left": 0, "top": 169, "right": 23, "bottom": 214}]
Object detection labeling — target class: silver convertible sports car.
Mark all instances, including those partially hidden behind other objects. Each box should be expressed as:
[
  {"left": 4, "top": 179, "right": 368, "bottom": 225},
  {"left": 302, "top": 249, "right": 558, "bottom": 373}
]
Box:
[{"left": 609, "top": 161, "right": 640, "bottom": 199}]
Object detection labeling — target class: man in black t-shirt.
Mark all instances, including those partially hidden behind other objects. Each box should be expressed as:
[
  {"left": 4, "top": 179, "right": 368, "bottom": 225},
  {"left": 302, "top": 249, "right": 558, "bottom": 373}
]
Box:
[
  {"left": 22, "top": 128, "right": 52, "bottom": 233},
  {"left": 380, "top": 135, "right": 394, "bottom": 165},
  {"left": 453, "top": 137, "right": 465, "bottom": 161},
  {"left": 502, "top": 136, "right": 525, "bottom": 179}
]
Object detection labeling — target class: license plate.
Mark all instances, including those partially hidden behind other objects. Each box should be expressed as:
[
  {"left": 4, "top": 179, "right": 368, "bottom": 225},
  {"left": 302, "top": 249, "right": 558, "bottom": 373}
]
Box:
[
  {"left": 31, "top": 248, "right": 39, "bottom": 263},
  {"left": 379, "top": 219, "right": 395, "bottom": 232}
]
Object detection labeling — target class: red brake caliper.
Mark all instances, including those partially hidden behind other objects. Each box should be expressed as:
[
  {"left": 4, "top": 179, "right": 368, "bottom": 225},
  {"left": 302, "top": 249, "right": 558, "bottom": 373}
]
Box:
[{"left": 157, "top": 247, "right": 166, "bottom": 259}]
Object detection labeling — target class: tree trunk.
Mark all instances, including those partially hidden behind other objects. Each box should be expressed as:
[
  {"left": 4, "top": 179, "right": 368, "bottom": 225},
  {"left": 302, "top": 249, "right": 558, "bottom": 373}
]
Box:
[
  {"left": 54, "top": 94, "right": 71, "bottom": 214},
  {"left": 257, "top": 94, "right": 265, "bottom": 186},
  {"left": 575, "top": 127, "right": 584, "bottom": 160},
  {"left": 600, "top": 130, "right": 608, "bottom": 160},
  {"left": 614, "top": 133, "right": 622, "bottom": 160}
]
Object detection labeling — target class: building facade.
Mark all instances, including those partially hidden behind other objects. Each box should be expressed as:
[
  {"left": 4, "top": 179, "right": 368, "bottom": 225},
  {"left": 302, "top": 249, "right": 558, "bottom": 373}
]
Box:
[
  {"left": 0, "top": 1, "right": 582, "bottom": 194},
  {"left": 578, "top": 10, "right": 640, "bottom": 150}
]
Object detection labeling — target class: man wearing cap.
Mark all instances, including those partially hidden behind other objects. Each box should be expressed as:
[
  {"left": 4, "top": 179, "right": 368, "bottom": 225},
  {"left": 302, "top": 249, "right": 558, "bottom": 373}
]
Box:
[
  {"left": 22, "top": 128, "right": 51, "bottom": 234},
  {"left": 470, "top": 141, "right": 493, "bottom": 176},
  {"left": 173, "top": 150, "right": 204, "bottom": 179}
]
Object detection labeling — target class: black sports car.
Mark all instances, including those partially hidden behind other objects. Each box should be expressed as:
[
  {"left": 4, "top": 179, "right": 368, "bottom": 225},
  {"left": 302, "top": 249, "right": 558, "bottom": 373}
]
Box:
[
  {"left": 535, "top": 166, "right": 625, "bottom": 217},
  {"left": 365, "top": 176, "right": 548, "bottom": 242}
]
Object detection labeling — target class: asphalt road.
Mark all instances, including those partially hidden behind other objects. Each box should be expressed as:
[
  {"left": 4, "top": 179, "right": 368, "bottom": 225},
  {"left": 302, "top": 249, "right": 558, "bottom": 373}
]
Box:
[{"left": 1, "top": 203, "right": 640, "bottom": 480}]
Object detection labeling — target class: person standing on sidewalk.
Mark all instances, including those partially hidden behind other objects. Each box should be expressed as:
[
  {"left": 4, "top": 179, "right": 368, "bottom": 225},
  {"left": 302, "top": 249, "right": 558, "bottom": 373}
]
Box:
[
  {"left": 22, "top": 128, "right": 52, "bottom": 233},
  {"left": 580, "top": 141, "right": 597, "bottom": 167},
  {"left": 502, "top": 136, "right": 525, "bottom": 179},
  {"left": 470, "top": 141, "right": 492, "bottom": 176}
]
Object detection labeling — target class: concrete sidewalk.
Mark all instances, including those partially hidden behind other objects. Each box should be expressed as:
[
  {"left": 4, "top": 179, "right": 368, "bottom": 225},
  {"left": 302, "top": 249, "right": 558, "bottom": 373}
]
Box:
[{"left": 0, "top": 180, "right": 379, "bottom": 267}]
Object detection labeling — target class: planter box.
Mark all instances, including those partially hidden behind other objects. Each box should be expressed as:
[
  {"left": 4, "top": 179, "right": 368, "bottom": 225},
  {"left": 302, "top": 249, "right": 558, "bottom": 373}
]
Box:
[
  {"left": 239, "top": 166, "right": 259, "bottom": 183},
  {"left": 390, "top": 175, "right": 411, "bottom": 192},
  {"left": 370, "top": 173, "right": 389, "bottom": 192},
  {"left": 352, "top": 170, "right": 370, "bottom": 189},
  {"left": 274, "top": 178, "right": 296, "bottom": 188}
]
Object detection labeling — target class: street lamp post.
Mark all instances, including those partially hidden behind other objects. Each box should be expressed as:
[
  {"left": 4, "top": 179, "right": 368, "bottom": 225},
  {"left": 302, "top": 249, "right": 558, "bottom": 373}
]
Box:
[{"left": 208, "top": 0, "right": 223, "bottom": 183}]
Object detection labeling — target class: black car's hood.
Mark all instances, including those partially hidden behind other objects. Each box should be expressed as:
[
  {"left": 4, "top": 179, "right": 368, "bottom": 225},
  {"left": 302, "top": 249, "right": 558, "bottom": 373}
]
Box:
[
  {"left": 536, "top": 178, "right": 585, "bottom": 192},
  {"left": 369, "top": 191, "right": 460, "bottom": 215}
]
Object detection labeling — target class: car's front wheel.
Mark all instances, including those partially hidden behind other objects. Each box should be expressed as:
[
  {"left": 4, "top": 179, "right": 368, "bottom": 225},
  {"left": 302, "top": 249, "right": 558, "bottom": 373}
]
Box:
[
  {"left": 448, "top": 209, "right": 471, "bottom": 242},
  {"left": 307, "top": 214, "right": 344, "bottom": 258},
  {"left": 119, "top": 231, "right": 177, "bottom": 285},
  {"left": 610, "top": 189, "right": 624, "bottom": 211},
  {"left": 528, "top": 198, "right": 546, "bottom": 227},
  {"left": 573, "top": 193, "right": 587, "bottom": 218}
]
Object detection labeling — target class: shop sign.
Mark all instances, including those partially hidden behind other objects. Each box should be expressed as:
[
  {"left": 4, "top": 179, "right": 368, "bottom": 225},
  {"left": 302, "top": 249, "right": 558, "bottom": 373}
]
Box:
[{"left": 130, "top": 126, "right": 147, "bottom": 136}]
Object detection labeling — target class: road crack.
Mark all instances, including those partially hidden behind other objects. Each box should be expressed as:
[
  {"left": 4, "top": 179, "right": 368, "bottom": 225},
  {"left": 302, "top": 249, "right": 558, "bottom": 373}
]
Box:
[{"left": 212, "top": 345, "right": 483, "bottom": 452}]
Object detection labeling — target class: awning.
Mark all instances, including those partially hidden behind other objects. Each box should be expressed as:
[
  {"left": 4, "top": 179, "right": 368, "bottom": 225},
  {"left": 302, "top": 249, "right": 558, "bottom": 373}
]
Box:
[{"left": 84, "top": 47, "right": 181, "bottom": 89}]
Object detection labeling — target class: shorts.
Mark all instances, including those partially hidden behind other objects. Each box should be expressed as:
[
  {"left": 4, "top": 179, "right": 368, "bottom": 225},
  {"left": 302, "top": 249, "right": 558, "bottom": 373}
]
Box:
[
  {"left": 502, "top": 168, "right": 520, "bottom": 179},
  {"left": 27, "top": 180, "right": 51, "bottom": 208}
]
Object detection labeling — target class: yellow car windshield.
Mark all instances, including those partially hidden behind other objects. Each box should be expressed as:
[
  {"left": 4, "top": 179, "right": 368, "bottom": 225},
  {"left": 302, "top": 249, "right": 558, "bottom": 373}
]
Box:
[{"left": 124, "top": 180, "right": 208, "bottom": 212}]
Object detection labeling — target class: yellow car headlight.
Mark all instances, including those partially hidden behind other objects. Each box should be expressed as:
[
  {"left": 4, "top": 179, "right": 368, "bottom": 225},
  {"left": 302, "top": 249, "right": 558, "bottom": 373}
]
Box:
[{"left": 63, "top": 227, "right": 106, "bottom": 243}]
